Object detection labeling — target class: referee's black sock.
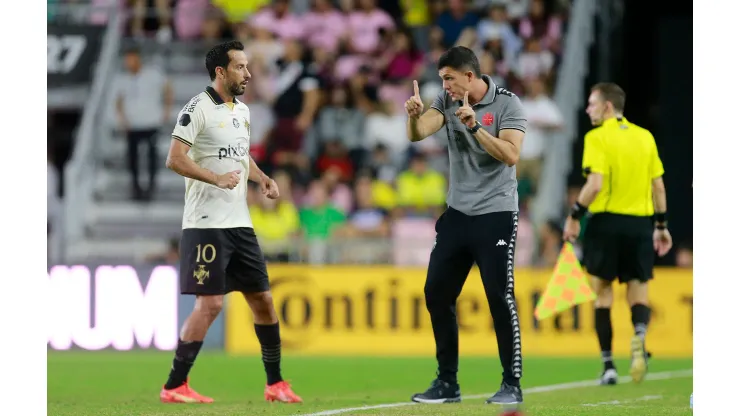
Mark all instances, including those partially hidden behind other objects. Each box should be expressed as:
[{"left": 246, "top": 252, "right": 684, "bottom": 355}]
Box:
[
  {"left": 164, "top": 339, "right": 203, "bottom": 389},
  {"left": 594, "top": 308, "right": 615, "bottom": 370},
  {"left": 255, "top": 323, "right": 283, "bottom": 385},
  {"left": 631, "top": 304, "right": 651, "bottom": 339}
]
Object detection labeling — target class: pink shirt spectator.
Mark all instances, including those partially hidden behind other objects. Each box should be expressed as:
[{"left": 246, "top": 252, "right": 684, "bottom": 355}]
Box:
[
  {"left": 334, "top": 55, "right": 370, "bottom": 83},
  {"left": 519, "top": 17, "right": 562, "bottom": 49},
  {"left": 385, "top": 52, "right": 423, "bottom": 80},
  {"left": 302, "top": 10, "right": 348, "bottom": 53},
  {"left": 174, "top": 0, "right": 210, "bottom": 40},
  {"left": 347, "top": 9, "right": 395, "bottom": 54},
  {"left": 251, "top": 9, "right": 306, "bottom": 40}
]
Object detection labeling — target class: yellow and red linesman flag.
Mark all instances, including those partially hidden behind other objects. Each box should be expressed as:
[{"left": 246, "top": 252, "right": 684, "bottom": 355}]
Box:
[{"left": 534, "top": 242, "right": 596, "bottom": 321}]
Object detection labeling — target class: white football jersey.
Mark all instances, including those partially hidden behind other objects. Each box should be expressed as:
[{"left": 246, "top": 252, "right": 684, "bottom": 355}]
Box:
[{"left": 172, "top": 86, "right": 253, "bottom": 229}]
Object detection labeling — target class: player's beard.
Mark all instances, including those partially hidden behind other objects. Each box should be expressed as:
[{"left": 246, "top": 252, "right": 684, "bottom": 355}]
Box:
[{"left": 228, "top": 80, "right": 246, "bottom": 97}]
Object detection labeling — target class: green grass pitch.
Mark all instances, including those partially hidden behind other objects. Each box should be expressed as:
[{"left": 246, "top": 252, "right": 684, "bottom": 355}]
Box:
[{"left": 48, "top": 352, "right": 693, "bottom": 415}]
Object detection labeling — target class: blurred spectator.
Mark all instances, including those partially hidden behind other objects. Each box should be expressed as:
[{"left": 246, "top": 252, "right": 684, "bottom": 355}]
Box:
[
  {"left": 366, "top": 144, "right": 400, "bottom": 184},
  {"left": 299, "top": 180, "right": 347, "bottom": 264},
  {"left": 250, "top": 0, "right": 306, "bottom": 40},
  {"left": 259, "top": 39, "right": 321, "bottom": 181},
  {"left": 200, "top": 7, "right": 232, "bottom": 42},
  {"left": 212, "top": 0, "right": 269, "bottom": 24},
  {"left": 129, "top": 0, "right": 173, "bottom": 42},
  {"left": 115, "top": 47, "right": 172, "bottom": 201},
  {"left": 334, "top": 174, "right": 391, "bottom": 262},
  {"left": 536, "top": 219, "right": 563, "bottom": 268},
  {"left": 145, "top": 237, "right": 180, "bottom": 264},
  {"left": 497, "top": 0, "right": 531, "bottom": 21},
  {"left": 307, "top": 167, "right": 354, "bottom": 213},
  {"left": 250, "top": 184, "right": 301, "bottom": 262},
  {"left": 519, "top": 76, "right": 563, "bottom": 193},
  {"left": 316, "top": 140, "right": 355, "bottom": 182},
  {"left": 518, "top": 0, "right": 563, "bottom": 52},
  {"left": 174, "top": 0, "right": 209, "bottom": 40},
  {"left": 479, "top": 51, "right": 507, "bottom": 87},
  {"left": 376, "top": 27, "right": 424, "bottom": 82},
  {"left": 363, "top": 99, "right": 409, "bottom": 167},
  {"left": 314, "top": 84, "right": 366, "bottom": 168},
  {"left": 476, "top": 4, "right": 522, "bottom": 64},
  {"left": 244, "top": 26, "right": 286, "bottom": 72},
  {"left": 435, "top": 0, "right": 479, "bottom": 48},
  {"left": 346, "top": 0, "right": 395, "bottom": 55},
  {"left": 515, "top": 37, "right": 555, "bottom": 82},
  {"left": 303, "top": 0, "right": 348, "bottom": 54},
  {"left": 675, "top": 242, "right": 693, "bottom": 268},
  {"left": 400, "top": 0, "right": 431, "bottom": 51},
  {"left": 396, "top": 153, "right": 446, "bottom": 217}
]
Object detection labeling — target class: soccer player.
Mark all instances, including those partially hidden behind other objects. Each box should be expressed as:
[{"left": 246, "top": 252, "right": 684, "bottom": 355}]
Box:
[
  {"left": 158, "top": 40, "right": 302, "bottom": 404},
  {"left": 563, "top": 82, "right": 672, "bottom": 386},
  {"left": 404, "top": 46, "right": 528, "bottom": 405}
]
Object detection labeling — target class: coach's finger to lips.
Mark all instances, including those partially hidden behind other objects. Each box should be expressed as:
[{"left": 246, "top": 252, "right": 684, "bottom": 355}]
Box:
[{"left": 463, "top": 91, "right": 469, "bottom": 106}]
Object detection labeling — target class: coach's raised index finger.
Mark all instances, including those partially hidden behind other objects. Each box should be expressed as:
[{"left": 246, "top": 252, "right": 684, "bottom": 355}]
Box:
[
  {"left": 463, "top": 91, "right": 469, "bottom": 107},
  {"left": 413, "top": 80, "right": 420, "bottom": 98}
]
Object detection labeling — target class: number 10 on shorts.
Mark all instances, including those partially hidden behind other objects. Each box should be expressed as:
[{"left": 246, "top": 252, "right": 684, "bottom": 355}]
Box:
[{"left": 196, "top": 244, "right": 217, "bottom": 263}]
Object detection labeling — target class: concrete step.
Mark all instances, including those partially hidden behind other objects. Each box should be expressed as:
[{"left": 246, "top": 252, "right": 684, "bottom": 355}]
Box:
[
  {"left": 86, "top": 221, "right": 182, "bottom": 240},
  {"left": 87, "top": 201, "right": 183, "bottom": 228},
  {"left": 94, "top": 167, "right": 185, "bottom": 201},
  {"left": 66, "top": 238, "right": 172, "bottom": 264}
]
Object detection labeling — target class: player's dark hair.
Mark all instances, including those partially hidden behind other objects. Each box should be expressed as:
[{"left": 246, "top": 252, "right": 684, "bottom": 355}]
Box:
[
  {"left": 437, "top": 46, "right": 481, "bottom": 78},
  {"left": 591, "top": 82, "right": 626, "bottom": 112},
  {"left": 205, "top": 40, "right": 245, "bottom": 81}
]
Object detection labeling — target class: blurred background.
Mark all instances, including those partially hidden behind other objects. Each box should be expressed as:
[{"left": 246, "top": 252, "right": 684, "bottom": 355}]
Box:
[
  {"left": 47, "top": 0, "right": 692, "bottom": 357},
  {"left": 47, "top": 0, "right": 693, "bottom": 270}
]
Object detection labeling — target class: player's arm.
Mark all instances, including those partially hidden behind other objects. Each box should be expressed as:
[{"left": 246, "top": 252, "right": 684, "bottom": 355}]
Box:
[
  {"left": 652, "top": 176, "right": 667, "bottom": 224},
  {"left": 166, "top": 104, "right": 231, "bottom": 187},
  {"left": 246, "top": 156, "right": 269, "bottom": 183},
  {"left": 471, "top": 128, "right": 523, "bottom": 166},
  {"left": 569, "top": 131, "right": 606, "bottom": 218},
  {"left": 407, "top": 82, "right": 445, "bottom": 142},
  {"left": 408, "top": 110, "right": 445, "bottom": 142},
  {"left": 471, "top": 97, "right": 527, "bottom": 166},
  {"left": 649, "top": 135, "right": 668, "bottom": 227}
]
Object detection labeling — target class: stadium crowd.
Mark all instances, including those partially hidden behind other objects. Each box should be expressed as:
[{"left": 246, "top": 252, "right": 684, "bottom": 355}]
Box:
[{"left": 50, "top": 0, "right": 593, "bottom": 267}]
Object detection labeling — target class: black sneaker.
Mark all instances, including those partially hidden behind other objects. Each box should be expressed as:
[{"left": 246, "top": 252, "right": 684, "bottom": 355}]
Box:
[
  {"left": 411, "top": 379, "right": 461, "bottom": 404},
  {"left": 485, "top": 382, "right": 523, "bottom": 405},
  {"left": 600, "top": 368, "right": 618, "bottom": 385}
]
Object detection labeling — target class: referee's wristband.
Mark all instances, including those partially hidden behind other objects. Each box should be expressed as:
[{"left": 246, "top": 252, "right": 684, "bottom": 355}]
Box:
[
  {"left": 569, "top": 202, "right": 588, "bottom": 220},
  {"left": 654, "top": 212, "right": 667, "bottom": 229}
]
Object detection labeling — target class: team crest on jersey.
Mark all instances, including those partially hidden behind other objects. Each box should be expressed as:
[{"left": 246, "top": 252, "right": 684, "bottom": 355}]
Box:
[
  {"left": 232, "top": 118, "right": 240, "bottom": 129},
  {"left": 482, "top": 113, "right": 494, "bottom": 126}
]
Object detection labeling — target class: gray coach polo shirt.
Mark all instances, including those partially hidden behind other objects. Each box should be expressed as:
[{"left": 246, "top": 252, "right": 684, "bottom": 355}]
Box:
[{"left": 430, "top": 75, "right": 528, "bottom": 215}]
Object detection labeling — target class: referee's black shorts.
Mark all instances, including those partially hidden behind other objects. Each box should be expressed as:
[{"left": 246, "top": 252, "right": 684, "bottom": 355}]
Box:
[
  {"left": 179, "top": 227, "right": 270, "bottom": 295},
  {"left": 582, "top": 213, "right": 655, "bottom": 284}
]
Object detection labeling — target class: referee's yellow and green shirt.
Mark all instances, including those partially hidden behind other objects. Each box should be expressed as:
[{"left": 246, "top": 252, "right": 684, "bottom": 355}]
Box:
[{"left": 582, "top": 116, "right": 664, "bottom": 217}]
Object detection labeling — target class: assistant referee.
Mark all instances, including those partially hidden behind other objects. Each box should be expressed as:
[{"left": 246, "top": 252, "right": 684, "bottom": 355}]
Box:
[{"left": 563, "top": 82, "right": 673, "bottom": 387}]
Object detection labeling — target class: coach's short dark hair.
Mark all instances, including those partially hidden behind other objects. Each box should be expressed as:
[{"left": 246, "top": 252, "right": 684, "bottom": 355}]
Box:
[
  {"left": 591, "top": 82, "right": 626, "bottom": 112},
  {"left": 437, "top": 46, "right": 481, "bottom": 78},
  {"left": 205, "top": 40, "right": 245, "bottom": 81}
]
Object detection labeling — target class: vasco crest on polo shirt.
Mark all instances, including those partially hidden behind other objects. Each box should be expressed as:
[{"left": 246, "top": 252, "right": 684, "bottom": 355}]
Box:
[{"left": 232, "top": 118, "right": 240, "bottom": 129}]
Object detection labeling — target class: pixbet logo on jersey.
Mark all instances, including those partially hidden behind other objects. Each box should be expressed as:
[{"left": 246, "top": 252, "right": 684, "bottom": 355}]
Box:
[{"left": 218, "top": 142, "right": 248, "bottom": 160}]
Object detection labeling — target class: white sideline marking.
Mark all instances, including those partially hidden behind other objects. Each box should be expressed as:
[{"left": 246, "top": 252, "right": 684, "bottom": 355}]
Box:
[
  {"left": 581, "top": 394, "right": 663, "bottom": 406},
  {"left": 297, "top": 369, "right": 692, "bottom": 416}
]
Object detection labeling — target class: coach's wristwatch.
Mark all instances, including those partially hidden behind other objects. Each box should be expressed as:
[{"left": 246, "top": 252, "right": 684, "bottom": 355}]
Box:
[{"left": 468, "top": 121, "right": 482, "bottom": 134}]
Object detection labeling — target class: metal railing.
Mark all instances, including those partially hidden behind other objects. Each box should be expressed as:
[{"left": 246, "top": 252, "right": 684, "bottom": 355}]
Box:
[
  {"left": 530, "top": 0, "right": 597, "bottom": 227},
  {"left": 61, "top": 4, "right": 122, "bottom": 260}
]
